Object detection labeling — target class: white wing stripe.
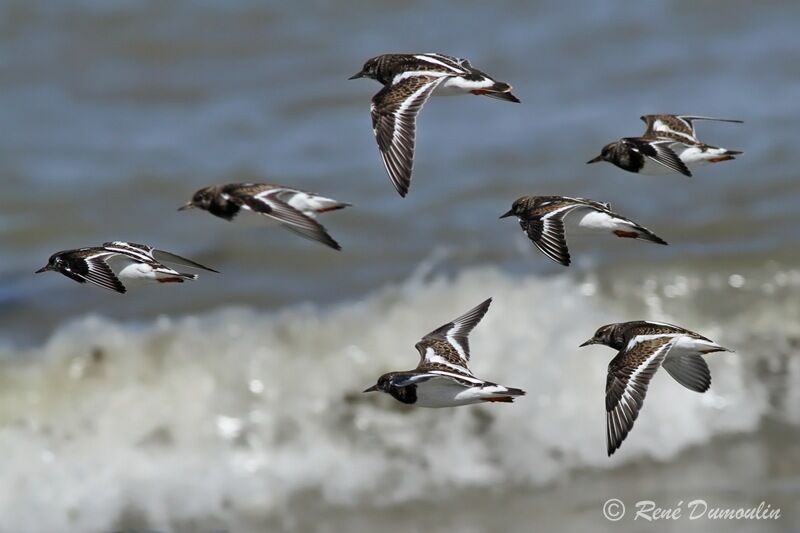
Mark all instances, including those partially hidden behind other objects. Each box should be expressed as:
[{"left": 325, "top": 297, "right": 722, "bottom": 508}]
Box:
[
  {"left": 427, "top": 370, "right": 484, "bottom": 384},
  {"left": 253, "top": 189, "right": 283, "bottom": 201},
  {"left": 619, "top": 340, "right": 674, "bottom": 410},
  {"left": 625, "top": 334, "right": 679, "bottom": 351},
  {"left": 424, "top": 348, "right": 472, "bottom": 375},
  {"left": 413, "top": 54, "right": 464, "bottom": 73},
  {"left": 651, "top": 119, "right": 696, "bottom": 141},
  {"left": 102, "top": 244, "right": 155, "bottom": 263},
  {"left": 540, "top": 204, "right": 578, "bottom": 220},
  {"left": 392, "top": 70, "right": 450, "bottom": 83},
  {"left": 391, "top": 80, "right": 440, "bottom": 144},
  {"left": 446, "top": 333, "right": 467, "bottom": 361}
]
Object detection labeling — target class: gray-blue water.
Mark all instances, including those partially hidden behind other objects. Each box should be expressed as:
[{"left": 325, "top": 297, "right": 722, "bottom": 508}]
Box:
[{"left": 0, "top": 1, "right": 799, "bottom": 532}]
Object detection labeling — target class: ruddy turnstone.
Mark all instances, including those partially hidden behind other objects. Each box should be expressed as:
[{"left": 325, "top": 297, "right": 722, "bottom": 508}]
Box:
[
  {"left": 579, "top": 320, "right": 732, "bottom": 456},
  {"left": 179, "top": 183, "right": 351, "bottom": 250},
  {"left": 500, "top": 196, "right": 667, "bottom": 266},
  {"left": 349, "top": 53, "right": 520, "bottom": 197},
  {"left": 363, "top": 298, "right": 525, "bottom": 407},
  {"left": 588, "top": 115, "right": 743, "bottom": 177},
  {"left": 36, "top": 241, "right": 218, "bottom": 294}
]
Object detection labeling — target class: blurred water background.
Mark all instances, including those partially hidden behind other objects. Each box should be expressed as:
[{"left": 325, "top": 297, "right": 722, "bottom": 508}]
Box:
[{"left": 1, "top": 1, "right": 799, "bottom": 531}]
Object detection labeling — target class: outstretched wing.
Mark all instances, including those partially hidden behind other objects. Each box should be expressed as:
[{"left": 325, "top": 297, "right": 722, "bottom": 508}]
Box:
[
  {"left": 370, "top": 75, "right": 446, "bottom": 197},
  {"left": 102, "top": 241, "right": 155, "bottom": 261},
  {"left": 103, "top": 241, "right": 218, "bottom": 273},
  {"left": 605, "top": 334, "right": 676, "bottom": 456},
  {"left": 152, "top": 249, "right": 219, "bottom": 273},
  {"left": 641, "top": 114, "right": 742, "bottom": 142},
  {"left": 641, "top": 114, "right": 696, "bottom": 141},
  {"left": 519, "top": 204, "right": 582, "bottom": 267},
  {"left": 414, "top": 298, "right": 492, "bottom": 374},
  {"left": 625, "top": 138, "right": 692, "bottom": 177},
  {"left": 71, "top": 251, "right": 127, "bottom": 294},
  {"left": 241, "top": 191, "right": 341, "bottom": 250}
]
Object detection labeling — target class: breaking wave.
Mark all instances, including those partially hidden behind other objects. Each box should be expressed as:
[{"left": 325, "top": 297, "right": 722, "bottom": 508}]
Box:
[{"left": 0, "top": 264, "right": 797, "bottom": 532}]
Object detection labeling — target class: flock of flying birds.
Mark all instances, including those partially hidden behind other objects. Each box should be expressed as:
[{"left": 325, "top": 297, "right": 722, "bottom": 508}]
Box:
[{"left": 35, "top": 52, "right": 743, "bottom": 456}]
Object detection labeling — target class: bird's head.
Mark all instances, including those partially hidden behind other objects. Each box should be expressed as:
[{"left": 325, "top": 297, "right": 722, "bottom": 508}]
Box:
[
  {"left": 580, "top": 323, "right": 624, "bottom": 349},
  {"left": 363, "top": 373, "right": 393, "bottom": 394},
  {"left": 499, "top": 196, "right": 533, "bottom": 219},
  {"left": 349, "top": 56, "right": 380, "bottom": 81},
  {"left": 179, "top": 186, "right": 217, "bottom": 211},
  {"left": 35, "top": 252, "right": 64, "bottom": 274},
  {"left": 587, "top": 142, "right": 617, "bottom": 164}
]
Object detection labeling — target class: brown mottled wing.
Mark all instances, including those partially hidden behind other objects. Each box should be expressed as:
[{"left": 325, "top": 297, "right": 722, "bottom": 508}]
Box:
[
  {"left": 241, "top": 191, "right": 341, "bottom": 250},
  {"left": 420, "top": 53, "right": 472, "bottom": 72},
  {"left": 573, "top": 197, "right": 612, "bottom": 212},
  {"left": 415, "top": 339, "right": 475, "bottom": 377},
  {"left": 641, "top": 115, "right": 743, "bottom": 142},
  {"left": 623, "top": 320, "right": 698, "bottom": 338},
  {"left": 414, "top": 298, "right": 492, "bottom": 374},
  {"left": 640, "top": 114, "right": 696, "bottom": 141},
  {"left": 605, "top": 335, "right": 675, "bottom": 456},
  {"left": 370, "top": 75, "right": 446, "bottom": 197}
]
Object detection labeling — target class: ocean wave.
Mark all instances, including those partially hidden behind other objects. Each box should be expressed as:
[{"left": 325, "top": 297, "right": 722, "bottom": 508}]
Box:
[{"left": 0, "top": 266, "right": 796, "bottom": 532}]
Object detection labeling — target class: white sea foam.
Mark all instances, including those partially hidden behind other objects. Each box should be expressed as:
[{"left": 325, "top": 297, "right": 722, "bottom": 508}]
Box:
[{"left": 0, "top": 267, "right": 786, "bottom": 532}]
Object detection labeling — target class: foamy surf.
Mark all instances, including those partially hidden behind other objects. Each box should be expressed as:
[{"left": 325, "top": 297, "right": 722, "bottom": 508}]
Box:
[{"left": 0, "top": 266, "right": 793, "bottom": 533}]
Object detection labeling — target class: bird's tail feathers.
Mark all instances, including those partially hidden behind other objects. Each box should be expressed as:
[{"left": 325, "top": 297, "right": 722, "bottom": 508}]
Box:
[
  {"left": 481, "top": 386, "right": 526, "bottom": 402},
  {"left": 705, "top": 146, "right": 743, "bottom": 163}
]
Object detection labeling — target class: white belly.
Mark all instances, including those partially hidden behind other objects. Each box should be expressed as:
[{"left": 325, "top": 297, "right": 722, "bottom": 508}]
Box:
[
  {"left": 413, "top": 382, "right": 511, "bottom": 408},
  {"left": 281, "top": 191, "right": 337, "bottom": 218},
  {"left": 570, "top": 208, "right": 633, "bottom": 235},
  {"left": 112, "top": 258, "right": 178, "bottom": 283},
  {"left": 116, "top": 261, "right": 159, "bottom": 281},
  {"left": 412, "top": 380, "right": 473, "bottom": 407},
  {"left": 576, "top": 209, "right": 618, "bottom": 230},
  {"left": 434, "top": 76, "right": 494, "bottom": 96},
  {"left": 674, "top": 145, "right": 726, "bottom": 166},
  {"left": 668, "top": 336, "right": 725, "bottom": 357}
]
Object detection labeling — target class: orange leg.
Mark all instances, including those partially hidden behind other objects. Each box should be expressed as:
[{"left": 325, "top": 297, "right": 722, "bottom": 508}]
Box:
[
  {"left": 708, "top": 155, "right": 735, "bottom": 163},
  {"left": 614, "top": 230, "right": 639, "bottom": 239},
  {"left": 316, "top": 205, "right": 347, "bottom": 213},
  {"left": 482, "top": 396, "right": 514, "bottom": 403},
  {"left": 701, "top": 348, "right": 726, "bottom": 354}
]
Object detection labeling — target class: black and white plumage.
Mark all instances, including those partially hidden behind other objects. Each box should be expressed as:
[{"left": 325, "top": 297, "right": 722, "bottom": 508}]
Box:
[
  {"left": 363, "top": 298, "right": 525, "bottom": 407},
  {"left": 580, "top": 320, "right": 733, "bottom": 456},
  {"left": 180, "top": 183, "right": 351, "bottom": 250},
  {"left": 640, "top": 114, "right": 742, "bottom": 144},
  {"left": 588, "top": 115, "right": 743, "bottom": 177},
  {"left": 500, "top": 196, "right": 667, "bottom": 266},
  {"left": 35, "top": 241, "right": 218, "bottom": 294},
  {"left": 350, "top": 53, "right": 520, "bottom": 197}
]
